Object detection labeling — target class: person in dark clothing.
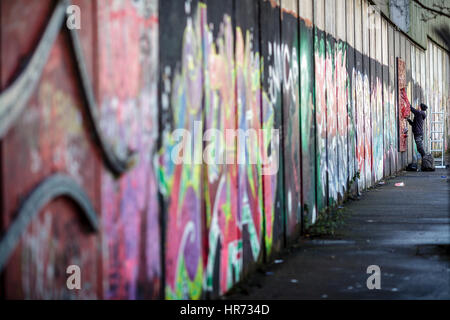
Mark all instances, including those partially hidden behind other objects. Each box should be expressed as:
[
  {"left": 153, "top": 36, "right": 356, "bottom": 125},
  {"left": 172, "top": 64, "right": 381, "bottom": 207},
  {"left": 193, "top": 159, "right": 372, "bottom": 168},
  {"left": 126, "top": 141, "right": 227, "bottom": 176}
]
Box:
[{"left": 407, "top": 102, "right": 427, "bottom": 159}]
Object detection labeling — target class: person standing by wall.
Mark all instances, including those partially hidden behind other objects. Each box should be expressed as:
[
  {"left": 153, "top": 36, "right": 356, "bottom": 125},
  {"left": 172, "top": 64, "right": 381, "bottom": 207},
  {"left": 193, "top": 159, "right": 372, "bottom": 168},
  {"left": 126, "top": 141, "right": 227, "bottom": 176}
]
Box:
[{"left": 402, "top": 90, "right": 428, "bottom": 160}]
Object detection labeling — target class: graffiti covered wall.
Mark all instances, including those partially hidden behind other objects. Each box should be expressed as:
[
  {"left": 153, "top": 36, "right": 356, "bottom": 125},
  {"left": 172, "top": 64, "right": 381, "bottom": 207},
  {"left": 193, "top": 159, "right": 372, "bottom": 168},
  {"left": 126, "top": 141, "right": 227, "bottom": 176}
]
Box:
[
  {"left": 98, "top": 0, "right": 161, "bottom": 300},
  {"left": 1, "top": 0, "right": 448, "bottom": 299},
  {"left": 398, "top": 58, "right": 409, "bottom": 152},
  {"left": 299, "top": 0, "right": 316, "bottom": 226}
]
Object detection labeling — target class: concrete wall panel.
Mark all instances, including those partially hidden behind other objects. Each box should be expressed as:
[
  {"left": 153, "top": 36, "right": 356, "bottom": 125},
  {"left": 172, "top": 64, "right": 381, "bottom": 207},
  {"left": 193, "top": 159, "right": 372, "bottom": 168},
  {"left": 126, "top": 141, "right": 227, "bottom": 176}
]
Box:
[
  {"left": 299, "top": 0, "right": 317, "bottom": 225},
  {"left": 281, "top": 0, "right": 302, "bottom": 240}
]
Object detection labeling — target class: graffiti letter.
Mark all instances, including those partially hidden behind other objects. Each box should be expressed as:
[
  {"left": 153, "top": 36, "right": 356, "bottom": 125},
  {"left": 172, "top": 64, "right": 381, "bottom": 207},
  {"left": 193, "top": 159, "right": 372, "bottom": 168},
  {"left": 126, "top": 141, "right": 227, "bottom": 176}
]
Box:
[
  {"left": 66, "top": 265, "right": 81, "bottom": 290},
  {"left": 366, "top": 265, "right": 381, "bottom": 290}
]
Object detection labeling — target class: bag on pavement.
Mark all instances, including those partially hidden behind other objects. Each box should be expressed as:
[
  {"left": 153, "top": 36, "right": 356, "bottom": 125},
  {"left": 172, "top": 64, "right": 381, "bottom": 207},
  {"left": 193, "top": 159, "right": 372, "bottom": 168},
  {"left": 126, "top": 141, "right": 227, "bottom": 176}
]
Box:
[
  {"left": 421, "top": 154, "right": 435, "bottom": 172},
  {"left": 406, "top": 163, "right": 418, "bottom": 171}
]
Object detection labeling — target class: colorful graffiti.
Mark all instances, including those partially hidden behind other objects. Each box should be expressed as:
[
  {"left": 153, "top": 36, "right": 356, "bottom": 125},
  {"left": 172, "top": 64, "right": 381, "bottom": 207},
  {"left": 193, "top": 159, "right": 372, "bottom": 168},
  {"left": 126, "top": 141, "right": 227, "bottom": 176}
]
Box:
[
  {"left": 202, "top": 5, "right": 241, "bottom": 298},
  {"left": 98, "top": 0, "right": 161, "bottom": 300},
  {"left": 236, "top": 22, "right": 264, "bottom": 273},
  {"left": 326, "top": 36, "right": 338, "bottom": 204},
  {"left": 354, "top": 67, "right": 365, "bottom": 192},
  {"left": 299, "top": 17, "right": 317, "bottom": 225},
  {"left": 363, "top": 73, "right": 372, "bottom": 188},
  {"left": 159, "top": 1, "right": 204, "bottom": 299},
  {"left": 18, "top": 203, "right": 98, "bottom": 300},
  {"left": 398, "top": 58, "right": 409, "bottom": 152},
  {"left": 281, "top": 6, "right": 301, "bottom": 238},
  {"left": 260, "top": 0, "right": 284, "bottom": 258},
  {"left": 372, "top": 76, "right": 384, "bottom": 182},
  {"left": 315, "top": 29, "right": 328, "bottom": 212},
  {"left": 160, "top": 1, "right": 279, "bottom": 298},
  {"left": 336, "top": 41, "right": 348, "bottom": 200},
  {"left": 2, "top": 0, "right": 446, "bottom": 300}
]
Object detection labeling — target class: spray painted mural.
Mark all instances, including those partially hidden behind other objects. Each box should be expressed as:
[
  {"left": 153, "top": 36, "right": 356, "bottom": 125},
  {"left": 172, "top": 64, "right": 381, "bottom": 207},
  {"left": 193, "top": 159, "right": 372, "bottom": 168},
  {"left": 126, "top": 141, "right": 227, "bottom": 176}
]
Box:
[
  {"left": 326, "top": 33, "right": 338, "bottom": 205},
  {"left": 159, "top": 0, "right": 205, "bottom": 299},
  {"left": 281, "top": 1, "right": 301, "bottom": 240},
  {"left": 159, "top": 0, "right": 280, "bottom": 298},
  {"left": 1, "top": 0, "right": 447, "bottom": 300},
  {"left": 398, "top": 58, "right": 409, "bottom": 152},
  {"left": 336, "top": 41, "right": 348, "bottom": 201},
  {"left": 346, "top": 0, "right": 357, "bottom": 196},
  {"left": 0, "top": 0, "right": 102, "bottom": 299},
  {"left": 202, "top": 0, "right": 240, "bottom": 298},
  {"left": 235, "top": 0, "right": 265, "bottom": 281},
  {"left": 260, "top": 0, "right": 285, "bottom": 259},
  {"left": 299, "top": 12, "right": 317, "bottom": 226},
  {"left": 315, "top": 27, "right": 328, "bottom": 213},
  {"left": 97, "top": 0, "right": 161, "bottom": 300},
  {"left": 363, "top": 9, "right": 373, "bottom": 190}
]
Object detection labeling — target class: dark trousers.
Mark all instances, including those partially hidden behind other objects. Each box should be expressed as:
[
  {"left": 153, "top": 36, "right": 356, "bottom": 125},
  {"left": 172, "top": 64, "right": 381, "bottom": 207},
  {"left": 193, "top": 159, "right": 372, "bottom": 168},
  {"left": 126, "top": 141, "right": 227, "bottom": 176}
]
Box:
[{"left": 414, "top": 134, "right": 426, "bottom": 159}]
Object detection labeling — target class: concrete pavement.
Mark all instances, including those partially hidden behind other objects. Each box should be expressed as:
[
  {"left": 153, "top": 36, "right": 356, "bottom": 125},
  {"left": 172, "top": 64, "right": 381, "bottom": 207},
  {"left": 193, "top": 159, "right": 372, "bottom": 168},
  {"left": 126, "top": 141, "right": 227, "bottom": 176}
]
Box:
[{"left": 227, "top": 169, "right": 450, "bottom": 299}]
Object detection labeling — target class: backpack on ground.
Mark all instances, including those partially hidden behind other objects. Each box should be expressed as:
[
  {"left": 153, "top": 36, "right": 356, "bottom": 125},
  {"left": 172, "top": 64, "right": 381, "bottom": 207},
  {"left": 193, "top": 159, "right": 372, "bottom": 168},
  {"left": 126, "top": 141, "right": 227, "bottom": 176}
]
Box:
[
  {"left": 406, "top": 163, "right": 418, "bottom": 171},
  {"left": 421, "top": 154, "right": 435, "bottom": 171}
]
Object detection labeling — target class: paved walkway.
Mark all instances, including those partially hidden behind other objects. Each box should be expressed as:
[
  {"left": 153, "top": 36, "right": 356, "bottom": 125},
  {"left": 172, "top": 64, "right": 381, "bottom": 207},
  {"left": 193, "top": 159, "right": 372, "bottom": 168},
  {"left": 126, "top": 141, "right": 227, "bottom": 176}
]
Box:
[{"left": 227, "top": 169, "right": 450, "bottom": 299}]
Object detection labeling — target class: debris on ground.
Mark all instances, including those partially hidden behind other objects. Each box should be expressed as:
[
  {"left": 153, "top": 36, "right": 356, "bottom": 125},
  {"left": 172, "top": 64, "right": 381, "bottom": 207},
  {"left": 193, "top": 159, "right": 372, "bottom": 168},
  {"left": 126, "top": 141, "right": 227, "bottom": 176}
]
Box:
[
  {"left": 274, "top": 259, "right": 284, "bottom": 264},
  {"left": 395, "top": 182, "right": 405, "bottom": 187}
]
